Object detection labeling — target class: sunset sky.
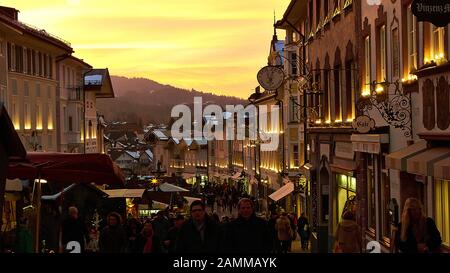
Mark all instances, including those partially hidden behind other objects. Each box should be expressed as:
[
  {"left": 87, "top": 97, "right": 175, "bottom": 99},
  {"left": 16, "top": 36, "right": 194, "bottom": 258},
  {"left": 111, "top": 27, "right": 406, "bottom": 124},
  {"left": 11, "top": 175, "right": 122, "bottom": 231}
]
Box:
[{"left": 2, "top": 0, "right": 290, "bottom": 98}]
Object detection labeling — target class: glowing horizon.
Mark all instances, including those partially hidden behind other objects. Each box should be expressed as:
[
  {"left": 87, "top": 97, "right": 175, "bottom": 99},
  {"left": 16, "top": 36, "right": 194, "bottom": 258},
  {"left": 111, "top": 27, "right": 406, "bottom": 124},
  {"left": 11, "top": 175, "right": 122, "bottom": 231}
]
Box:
[{"left": 3, "top": 0, "right": 290, "bottom": 99}]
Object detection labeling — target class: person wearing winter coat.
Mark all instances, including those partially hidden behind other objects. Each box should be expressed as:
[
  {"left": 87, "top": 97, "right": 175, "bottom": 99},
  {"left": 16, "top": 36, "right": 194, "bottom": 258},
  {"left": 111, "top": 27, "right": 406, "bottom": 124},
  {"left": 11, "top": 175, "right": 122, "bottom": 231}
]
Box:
[
  {"left": 334, "top": 210, "right": 362, "bottom": 253},
  {"left": 222, "top": 198, "right": 272, "bottom": 253},
  {"left": 99, "top": 212, "right": 127, "bottom": 253},
  {"left": 275, "top": 213, "right": 292, "bottom": 253},
  {"left": 175, "top": 201, "right": 222, "bottom": 253}
]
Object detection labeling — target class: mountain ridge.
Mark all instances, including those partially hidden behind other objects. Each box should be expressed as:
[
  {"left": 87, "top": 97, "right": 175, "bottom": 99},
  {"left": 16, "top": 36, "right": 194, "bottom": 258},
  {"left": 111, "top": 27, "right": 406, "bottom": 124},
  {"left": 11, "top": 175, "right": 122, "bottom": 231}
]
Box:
[{"left": 96, "top": 75, "right": 247, "bottom": 126}]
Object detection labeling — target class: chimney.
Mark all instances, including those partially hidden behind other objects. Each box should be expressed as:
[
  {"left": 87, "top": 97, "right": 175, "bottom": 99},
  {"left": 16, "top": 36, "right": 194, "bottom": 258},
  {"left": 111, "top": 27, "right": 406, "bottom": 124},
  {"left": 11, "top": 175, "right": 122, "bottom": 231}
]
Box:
[{"left": 0, "top": 6, "right": 19, "bottom": 21}]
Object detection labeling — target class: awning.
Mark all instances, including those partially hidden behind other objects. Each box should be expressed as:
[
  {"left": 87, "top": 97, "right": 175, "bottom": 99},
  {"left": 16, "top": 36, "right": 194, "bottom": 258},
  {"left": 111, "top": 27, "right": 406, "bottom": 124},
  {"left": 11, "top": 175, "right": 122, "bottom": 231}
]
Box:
[
  {"left": 103, "top": 189, "right": 145, "bottom": 198},
  {"left": 434, "top": 157, "right": 450, "bottom": 180},
  {"left": 386, "top": 140, "right": 427, "bottom": 171},
  {"left": 5, "top": 179, "right": 23, "bottom": 192},
  {"left": 407, "top": 147, "right": 450, "bottom": 177},
  {"left": 148, "top": 183, "right": 189, "bottom": 192},
  {"left": 268, "top": 182, "right": 294, "bottom": 202},
  {"left": 7, "top": 152, "right": 125, "bottom": 187},
  {"left": 184, "top": 196, "right": 202, "bottom": 207}
]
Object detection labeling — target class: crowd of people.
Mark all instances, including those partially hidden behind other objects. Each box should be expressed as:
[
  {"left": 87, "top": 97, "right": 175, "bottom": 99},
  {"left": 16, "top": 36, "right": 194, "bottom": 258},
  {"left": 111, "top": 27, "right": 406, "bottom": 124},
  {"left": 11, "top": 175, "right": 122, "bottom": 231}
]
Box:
[{"left": 58, "top": 198, "right": 310, "bottom": 253}]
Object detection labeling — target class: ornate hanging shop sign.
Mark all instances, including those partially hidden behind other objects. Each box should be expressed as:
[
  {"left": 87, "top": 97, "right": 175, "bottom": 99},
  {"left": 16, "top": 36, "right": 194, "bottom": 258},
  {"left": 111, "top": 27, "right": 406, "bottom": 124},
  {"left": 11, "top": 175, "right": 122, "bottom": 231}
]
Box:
[
  {"left": 412, "top": 0, "right": 450, "bottom": 27},
  {"left": 352, "top": 115, "right": 376, "bottom": 134}
]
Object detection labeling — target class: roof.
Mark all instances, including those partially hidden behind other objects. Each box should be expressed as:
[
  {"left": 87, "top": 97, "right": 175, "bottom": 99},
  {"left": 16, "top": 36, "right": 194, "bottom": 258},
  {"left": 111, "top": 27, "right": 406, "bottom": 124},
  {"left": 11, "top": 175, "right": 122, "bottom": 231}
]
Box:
[
  {"left": 84, "top": 69, "right": 115, "bottom": 98},
  {"left": 274, "top": 0, "right": 307, "bottom": 30},
  {"left": 0, "top": 7, "right": 72, "bottom": 52}
]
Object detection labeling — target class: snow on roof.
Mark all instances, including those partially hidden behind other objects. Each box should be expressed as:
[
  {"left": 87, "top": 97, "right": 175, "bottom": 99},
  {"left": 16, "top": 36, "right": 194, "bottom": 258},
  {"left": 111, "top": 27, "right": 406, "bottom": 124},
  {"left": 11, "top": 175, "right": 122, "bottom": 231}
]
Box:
[
  {"left": 145, "top": 149, "right": 153, "bottom": 160},
  {"left": 125, "top": 150, "right": 140, "bottom": 159},
  {"left": 153, "top": 129, "right": 168, "bottom": 140}
]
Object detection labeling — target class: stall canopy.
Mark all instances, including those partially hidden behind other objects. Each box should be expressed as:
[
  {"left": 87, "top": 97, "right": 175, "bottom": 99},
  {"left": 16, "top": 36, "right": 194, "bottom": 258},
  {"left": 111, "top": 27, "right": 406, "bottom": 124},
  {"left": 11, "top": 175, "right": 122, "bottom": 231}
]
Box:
[
  {"left": 7, "top": 152, "right": 125, "bottom": 187},
  {"left": 148, "top": 183, "right": 189, "bottom": 192},
  {"left": 103, "top": 189, "right": 146, "bottom": 198},
  {"left": 269, "top": 181, "right": 294, "bottom": 202}
]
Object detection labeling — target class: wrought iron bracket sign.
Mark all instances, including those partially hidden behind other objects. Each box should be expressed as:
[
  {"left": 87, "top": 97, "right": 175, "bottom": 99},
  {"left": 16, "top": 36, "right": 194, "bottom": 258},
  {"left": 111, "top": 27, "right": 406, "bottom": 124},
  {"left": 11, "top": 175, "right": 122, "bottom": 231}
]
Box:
[
  {"left": 357, "top": 80, "right": 412, "bottom": 138},
  {"left": 412, "top": 0, "right": 450, "bottom": 27}
]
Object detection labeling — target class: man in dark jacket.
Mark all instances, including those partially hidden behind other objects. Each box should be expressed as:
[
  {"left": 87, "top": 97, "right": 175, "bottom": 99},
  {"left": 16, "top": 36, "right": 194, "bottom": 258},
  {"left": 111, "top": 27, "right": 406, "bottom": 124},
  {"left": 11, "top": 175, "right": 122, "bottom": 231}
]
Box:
[
  {"left": 61, "top": 206, "right": 88, "bottom": 252},
  {"left": 222, "top": 198, "right": 272, "bottom": 253},
  {"left": 175, "top": 200, "right": 221, "bottom": 253},
  {"left": 164, "top": 215, "right": 185, "bottom": 253}
]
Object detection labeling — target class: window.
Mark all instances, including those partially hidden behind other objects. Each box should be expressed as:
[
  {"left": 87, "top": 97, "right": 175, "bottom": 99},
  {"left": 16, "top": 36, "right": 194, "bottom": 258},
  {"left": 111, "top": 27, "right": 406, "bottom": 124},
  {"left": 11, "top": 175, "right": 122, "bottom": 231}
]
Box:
[
  {"left": 392, "top": 27, "right": 400, "bottom": 78},
  {"left": 15, "top": 45, "right": 23, "bottom": 73},
  {"left": 32, "top": 50, "right": 36, "bottom": 75},
  {"left": 432, "top": 26, "right": 445, "bottom": 60},
  {"left": 63, "top": 107, "right": 68, "bottom": 132},
  {"left": 337, "top": 174, "right": 356, "bottom": 220},
  {"left": 7, "top": 42, "right": 11, "bottom": 70},
  {"left": 345, "top": 61, "right": 355, "bottom": 121},
  {"left": 47, "top": 86, "right": 51, "bottom": 99},
  {"left": 316, "top": 0, "right": 321, "bottom": 27},
  {"left": 88, "top": 120, "right": 93, "bottom": 139},
  {"left": 334, "top": 65, "right": 342, "bottom": 121},
  {"left": 290, "top": 52, "right": 298, "bottom": 75},
  {"left": 23, "top": 47, "right": 27, "bottom": 73},
  {"left": 435, "top": 179, "right": 449, "bottom": 247},
  {"left": 11, "top": 79, "right": 17, "bottom": 95},
  {"left": 289, "top": 96, "right": 299, "bottom": 122},
  {"left": 314, "top": 72, "right": 321, "bottom": 118},
  {"left": 36, "top": 83, "right": 41, "bottom": 97},
  {"left": 24, "top": 102, "right": 31, "bottom": 130},
  {"left": 24, "top": 81, "right": 29, "bottom": 96},
  {"left": 69, "top": 116, "right": 73, "bottom": 132},
  {"left": 43, "top": 54, "right": 48, "bottom": 77},
  {"left": 48, "top": 135, "right": 52, "bottom": 148},
  {"left": 379, "top": 25, "right": 387, "bottom": 81},
  {"left": 38, "top": 52, "right": 43, "bottom": 76},
  {"left": 36, "top": 103, "right": 42, "bottom": 130},
  {"left": 47, "top": 104, "right": 53, "bottom": 130},
  {"left": 364, "top": 36, "right": 371, "bottom": 94},
  {"left": 27, "top": 48, "right": 32, "bottom": 74},
  {"left": 49, "top": 56, "right": 53, "bottom": 78},
  {"left": 324, "top": 69, "right": 330, "bottom": 121},
  {"left": 12, "top": 101, "right": 19, "bottom": 130},
  {"left": 407, "top": 6, "right": 417, "bottom": 71},
  {"left": 293, "top": 144, "right": 299, "bottom": 168}
]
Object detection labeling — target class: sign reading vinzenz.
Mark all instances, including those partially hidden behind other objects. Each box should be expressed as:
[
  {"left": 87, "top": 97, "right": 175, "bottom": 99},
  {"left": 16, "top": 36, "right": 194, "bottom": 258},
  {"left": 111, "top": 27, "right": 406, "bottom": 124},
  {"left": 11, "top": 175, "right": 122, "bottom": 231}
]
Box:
[{"left": 412, "top": 0, "right": 450, "bottom": 27}]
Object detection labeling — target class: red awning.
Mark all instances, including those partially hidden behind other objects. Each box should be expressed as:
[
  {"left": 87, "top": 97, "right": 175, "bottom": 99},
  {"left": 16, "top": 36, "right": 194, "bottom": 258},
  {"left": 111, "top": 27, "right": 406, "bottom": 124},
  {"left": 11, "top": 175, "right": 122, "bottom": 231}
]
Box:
[{"left": 7, "top": 152, "right": 125, "bottom": 187}]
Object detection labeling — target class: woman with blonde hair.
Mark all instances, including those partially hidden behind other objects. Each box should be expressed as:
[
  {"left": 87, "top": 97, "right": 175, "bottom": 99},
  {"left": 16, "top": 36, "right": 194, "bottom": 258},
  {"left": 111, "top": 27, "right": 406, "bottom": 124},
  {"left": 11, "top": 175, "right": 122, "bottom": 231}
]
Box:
[{"left": 393, "top": 198, "right": 442, "bottom": 253}]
